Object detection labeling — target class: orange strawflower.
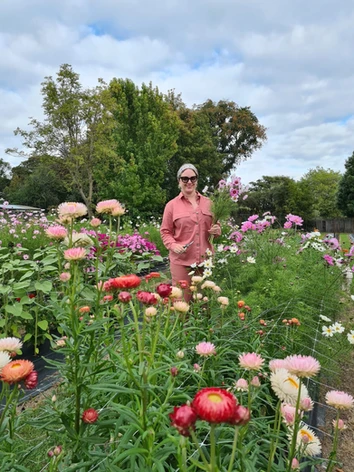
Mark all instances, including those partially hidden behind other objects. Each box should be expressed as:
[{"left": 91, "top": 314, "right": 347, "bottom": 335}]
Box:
[
  {"left": 237, "top": 300, "right": 245, "bottom": 308},
  {"left": 1, "top": 359, "right": 34, "bottom": 383}
]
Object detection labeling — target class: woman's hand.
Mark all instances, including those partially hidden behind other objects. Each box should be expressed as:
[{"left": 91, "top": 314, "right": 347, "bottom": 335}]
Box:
[
  {"left": 208, "top": 224, "right": 221, "bottom": 236},
  {"left": 172, "top": 244, "right": 186, "bottom": 254}
]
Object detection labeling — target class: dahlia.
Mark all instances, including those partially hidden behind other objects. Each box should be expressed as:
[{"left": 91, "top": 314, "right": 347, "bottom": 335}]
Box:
[
  {"left": 45, "top": 225, "right": 68, "bottom": 240},
  {"left": 63, "top": 247, "right": 87, "bottom": 261},
  {"left": 82, "top": 408, "right": 99, "bottom": 424},
  {"left": 239, "top": 352, "right": 265, "bottom": 371},
  {"left": 1, "top": 359, "right": 34, "bottom": 383},
  {"left": 325, "top": 390, "right": 354, "bottom": 410},
  {"left": 285, "top": 355, "right": 320, "bottom": 378},
  {"left": 0, "top": 337, "right": 23, "bottom": 353},
  {"left": 58, "top": 202, "right": 88, "bottom": 219},
  {"left": 191, "top": 387, "right": 238, "bottom": 423},
  {"left": 270, "top": 368, "right": 309, "bottom": 405},
  {"left": 170, "top": 404, "right": 197, "bottom": 436}
]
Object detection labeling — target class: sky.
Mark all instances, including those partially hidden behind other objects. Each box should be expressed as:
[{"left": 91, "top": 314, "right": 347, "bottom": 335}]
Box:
[{"left": 1, "top": 0, "right": 354, "bottom": 185}]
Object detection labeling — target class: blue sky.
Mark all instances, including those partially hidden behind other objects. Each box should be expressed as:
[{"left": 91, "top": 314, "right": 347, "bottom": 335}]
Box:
[{"left": 1, "top": 0, "right": 354, "bottom": 184}]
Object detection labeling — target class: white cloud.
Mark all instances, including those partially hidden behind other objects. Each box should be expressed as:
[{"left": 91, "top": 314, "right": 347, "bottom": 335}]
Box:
[{"left": 1, "top": 0, "right": 354, "bottom": 185}]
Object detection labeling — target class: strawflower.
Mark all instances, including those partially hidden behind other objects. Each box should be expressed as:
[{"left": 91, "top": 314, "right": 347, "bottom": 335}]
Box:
[
  {"left": 325, "top": 390, "right": 354, "bottom": 410},
  {"left": 156, "top": 283, "right": 172, "bottom": 298},
  {"left": 106, "top": 274, "right": 141, "bottom": 290},
  {"left": 64, "top": 247, "right": 87, "bottom": 261},
  {"left": 45, "top": 225, "right": 68, "bottom": 240},
  {"left": 235, "top": 378, "right": 248, "bottom": 392},
  {"left": 1, "top": 359, "right": 34, "bottom": 383},
  {"left": 59, "top": 272, "right": 71, "bottom": 282},
  {"left": 58, "top": 202, "right": 87, "bottom": 219},
  {"left": 170, "top": 404, "right": 197, "bottom": 436},
  {"left": 173, "top": 301, "right": 190, "bottom": 313},
  {"left": 0, "top": 351, "right": 11, "bottom": 370},
  {"left": 285, "top": 355, "right": 320, "bottom": 378},
  {"left": 90, "top": 217, "right": 102, "bottom": 227},
  {"left": 0, "top": 337, "right": 23, "bottom": 353},
  {"left": 192, "top": 387, "right": 238, "bottom": 423},
  {"left": 25, "top": 370, "right": 38, "bottom": 389},
  {"left": 217, "top": 296, "right": 229, "bottom": 306},
  {"left": 332, "top": 418, "right": 347, "bottom": 430},
  {"left": 239, "top": 352, "right": 264, "bottom": 371},
  {"left": 270, "top": 368, "right": 309, "bottom": 405},
  {"left": 96, "top": 199, "right": 122, "bottom": 214},
  {"left": 228, "top": 405, "right": 251, "bottom": 426},
  {"left": 82, "top": 408, "right": 99, "bottom": 424},
  {"left": 170, "top": 286, "right": 183, "bottom": 299},
  {"left": 293, "top": 424, "right": 321, "bottom": 456},
  {"left": 195, "top": 342, "right": 216, "bottom": 357}
]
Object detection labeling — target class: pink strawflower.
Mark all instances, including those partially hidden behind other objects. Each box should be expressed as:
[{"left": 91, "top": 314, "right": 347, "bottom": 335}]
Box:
[
  {"left": 46, "top": 225, "right": 68, "bottom": 240},
  {"left": 59, "top": 272, "right": 71, "bottom": 282},
  {"left": 269, "top": 359, "right": 288, "bottom": 372},
  {"left": 96, "top": 199, "right": 125, "bottom": 216},
  {"left": 281, "top": 403, "right": 298, "bottom": 426},
  {"left": 251, "top": 376, "right": 261, "bottom": 387},
  {"left": 111, "top": 203, "right": 125, "bottom": 216},
  {"left": 0, "top": 337, "right": 23, "bottom": 353},
  {"left": 300, "top": 397, "right": 314, "bottom": 411},
  {"left": 284, "top": 354, "right": 320, "bottom": 378},
  {"left": 238, "top": 352, "right": 265, "bottom": 371},
  {"left": 58, "top": 202, "right": 87, "bottom": 219},
  {"left": 90, "top": 218, "right": 102, "bottom": 227},
  {"left": 196, "top": 342, "right": 216, "bottom": 357},
  {"left": 235, "top": 378, "right": 248, "bottom": 391},
  {"left": 193, "top": 363, "right": 201, "bottom": 372},
  {"left": 332, "top": 418, "right": 347, "bottom": 430},
  {"left": 64, "top": 247, "right": 87, "bottom": 261},
  {"left": 325, "top": 390, "right": 354, "bottom": 410},
  {"left": 291, "top": 458, "right": 300, "bottom": 470}
]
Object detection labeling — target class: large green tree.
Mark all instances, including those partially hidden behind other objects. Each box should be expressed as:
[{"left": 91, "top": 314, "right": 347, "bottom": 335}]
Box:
[
  {"left": 0, "top": 158, "right": 11, "bottom": 198},
  {"left": 300, "top": 167, "right": 342, "bottom": 218},
  {"left": 337, "top": 152, "right": 354, "bottom": 216},
  {"left": 98, "top": 79, "right": 180, "bottom": 218},
  {"left": 6, "top": 64, "right": 117, "bottom": 214}
]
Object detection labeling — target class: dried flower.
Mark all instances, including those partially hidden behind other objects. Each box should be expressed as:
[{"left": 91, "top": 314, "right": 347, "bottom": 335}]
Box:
[{"left": 82, "top": 408, "right": 99, "bottom": 424}]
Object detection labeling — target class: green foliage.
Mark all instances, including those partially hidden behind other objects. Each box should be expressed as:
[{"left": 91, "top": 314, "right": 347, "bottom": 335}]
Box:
[{"left": 337, "top": 151, "right": 354, "bottom": 216}]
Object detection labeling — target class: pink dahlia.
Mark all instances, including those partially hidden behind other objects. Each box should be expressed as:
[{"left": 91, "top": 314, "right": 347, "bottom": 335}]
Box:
[
  {"left": 285, "top": 355, "right": 320, "bottom": 378},
  {"left": 325, "top": 390, "right": 354, "bottom": 410},
  {"left": 238, "top": 352, "right": 265, "bottom": 371},
  {"left": 195, "top": 342, "right": 216, "bottom": 357},
  {"left": 45, "top": 225, "right": 68, "bottom": 240},
  {"left": 64, "top": 247, "right": 87, "bottom": 261}
]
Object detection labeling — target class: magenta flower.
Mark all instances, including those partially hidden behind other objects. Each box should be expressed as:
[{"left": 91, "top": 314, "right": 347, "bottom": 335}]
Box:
[
  {"left": 323, "top": 254, "right": 334, "bottom": 266},
  {"left": 238, "top": 352, "right": 264, "bottom": 371},
  {"left": 284, "top": 221, "right": 292, "bottom": 229},
  {"left": 195, "top": 342, "right": 216, "bottom": 357},
  {"left": 284, "top": 355, "right": 320, "bottom": 378}
]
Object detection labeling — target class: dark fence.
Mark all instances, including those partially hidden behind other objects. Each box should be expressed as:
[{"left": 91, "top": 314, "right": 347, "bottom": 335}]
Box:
[{"left": 312, "top": 218, "right": 354, "bottom": 234}]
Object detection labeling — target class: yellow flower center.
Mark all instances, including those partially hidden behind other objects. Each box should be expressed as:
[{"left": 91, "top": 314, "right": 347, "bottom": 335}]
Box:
[
  {"left": 11, "top": 363, "right": 22, "bottom": 370},
  {"left": 207, "top": 393, "right": 223, "bottom": 403},
  {"left": 300, "top": 430, "right": 314, "bottom": 441},
  {"left": 286, "top": 377, "right": 299, "bottom": 389}
]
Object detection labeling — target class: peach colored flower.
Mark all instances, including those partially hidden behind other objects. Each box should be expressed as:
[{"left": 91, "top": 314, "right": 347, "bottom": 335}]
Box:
[
  {"left": 217, "top": 296, "right": 229, "bottom": 306},
  {"left": 64, "top": 247, "right": 87, "bottom": 261},
  {"left": 90, "top": 218, "right": 102, "bottom": 227},
  {"left": 1, "top": 359, "right": 34, "bottom": 383},
  {"left": 58, "top": 202, "right": 87, "bottom": 219},
  {"left": 96, "top": 199, "right": 125, "bottom": 216},
  {"left": 251, "top": 376, "right": 261, "bottom": 387},
  {"left": 235, "top": 378, "right": 248, "bottom": 392},
  {"left": 111, "top": 203, "right": 125, "bottom": 216},
  {"left": 173, "top": 301, "right": 189, "bottom": 313},
  {"left": 59, "top": 272, "right": 71, "bottom": 282},
  {"left": 170, "top": 287, "right": 183, "bottom": 299},
  {"left": 201, "top": 280, "right": 216, "bottom": 289},
  {"left": 325, "top": 390, "right": 354, "bottom": 410},
  {"left": 191, "top": 275, "right": 203, "bottom": 284},
  {"left": 239, "top": 352, "right": 264, "bottom": 371},
  {"left": 285, "top": 355, "right": 320, "bottom": 378},
  {"left": 45, "top": 225, "right": 68, "bottom": 240},
  {"left": 145, "top": 307, "right": 157, "bottom": 318},
  {"left": 195, "top": 342, "right": 216, "bottom": 357}
]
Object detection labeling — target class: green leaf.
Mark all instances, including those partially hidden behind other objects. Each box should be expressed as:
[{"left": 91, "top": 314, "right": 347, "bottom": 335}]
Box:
[
  {"left": 37, "top": 320, "right": 48, "bottom": 330},
  {"left": 0, "top": 285, "right": 11, "bottom": 295},
  {"left": 18, "top": 311, "right": 33, "bottom": 320},
  {"left": 34, "top": 280, "right": 52, "bottom": 293},
  {"left": 23, "top": 333, "right": 33, "bottom": 342},
  {"left": 19, "top": 271, "right": 35, "bottom": 281},
  {"left": 5, "top": 304, "right": 23, "bottom": 317},
  {"left": 13, "top": 281, "right": 31, "bottom": 291}
]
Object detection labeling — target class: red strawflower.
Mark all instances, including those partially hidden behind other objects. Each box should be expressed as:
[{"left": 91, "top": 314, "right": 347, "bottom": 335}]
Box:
[
  {"left": 118, "top": 291, "right": 132, "bottom": 303},
  {"left": 82, "top": 408, "right": 99, "bottom": 424},
  {"left": 25, "top": 370, "right": 38, "bottom": 389},
  {"left": 156, "top": 283, "right": 172, "bottom": 298},
  {"left": 110, "top": 274, "right": 141, "bottom": 290},
  {"left": 178, "top": 280, "right": 189, "bottom": 289},
  {"left": 170, "top": 404, "right": 197, "bottom": 436},
  {"left": 228, "top": 405, "right": 251, "bottom": 426},
  {"left": 191, "top": 387, "right": 238, "bottom": 424},
  {"left": 145, "top": 272, "right": 161, "bottom": 281},
  {"left": 136, "top": 291, "right": 158, "bottom": 305},
  {"left": 28, "top": 293, "right": 36, "bottom": 299},
  {"left": 170, "top": 367, "right": 179, "bottom": 377}
]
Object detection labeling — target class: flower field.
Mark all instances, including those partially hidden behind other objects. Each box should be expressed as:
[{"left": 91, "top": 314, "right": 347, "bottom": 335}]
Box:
[{"left": 1, "top": 200, "right": 354, "bottom": 471}]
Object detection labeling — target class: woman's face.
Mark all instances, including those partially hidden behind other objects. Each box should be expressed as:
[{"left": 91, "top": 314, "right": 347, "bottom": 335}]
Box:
[{"left": 179, "top": 169, "right": 198, "bottom": 195}]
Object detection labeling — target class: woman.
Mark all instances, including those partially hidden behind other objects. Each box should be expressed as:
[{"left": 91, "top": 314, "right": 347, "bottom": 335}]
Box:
[{"left": 160, "top": 163, "right": 221, "bottom": 301}]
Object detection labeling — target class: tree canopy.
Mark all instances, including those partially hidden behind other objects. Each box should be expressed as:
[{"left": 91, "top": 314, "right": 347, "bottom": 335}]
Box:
[{"left": 337, "top": 152, "right": 354, "bottom": 217}]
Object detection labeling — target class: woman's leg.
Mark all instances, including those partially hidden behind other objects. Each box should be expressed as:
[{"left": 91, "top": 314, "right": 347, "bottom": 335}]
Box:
[{"left": 169, "top": 263, "right": 192, "bottom": 302}]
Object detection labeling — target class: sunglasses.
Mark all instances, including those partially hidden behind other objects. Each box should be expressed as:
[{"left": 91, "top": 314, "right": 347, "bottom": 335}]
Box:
[{"left": 180, "top": 176, "right": 198, "bottom": 183}]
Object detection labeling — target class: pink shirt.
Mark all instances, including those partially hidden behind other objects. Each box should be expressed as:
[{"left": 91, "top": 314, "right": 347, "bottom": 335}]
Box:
[{"left": 160, "top": 192, "right": 214, "bottom": 266}]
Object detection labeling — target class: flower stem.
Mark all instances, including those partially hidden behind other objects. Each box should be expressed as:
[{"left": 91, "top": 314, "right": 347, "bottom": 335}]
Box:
[{"left": 227, "top": 426, "right": 239, "bottom": 472}]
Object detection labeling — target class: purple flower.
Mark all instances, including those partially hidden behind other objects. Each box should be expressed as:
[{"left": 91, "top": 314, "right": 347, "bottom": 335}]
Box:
[{"left": 323, "top": 254, "right": 334, "bottom": 266}]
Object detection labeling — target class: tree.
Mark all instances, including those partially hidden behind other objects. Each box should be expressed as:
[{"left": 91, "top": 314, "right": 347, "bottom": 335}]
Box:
[
  {"left": 6, "top": 64, "right": 117, "bottom": 214},
  {"left": 97, "top": 79, "right": 180, "bottom": 218},
  {"left": 337, "top": 152, "right": 354, "bottom": 217},
  {"left": 0, "top": 158, "right": 11, "bottom": 197},
  {"left": 300, "top": 167, "right": 342, "bottom": 218}
]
